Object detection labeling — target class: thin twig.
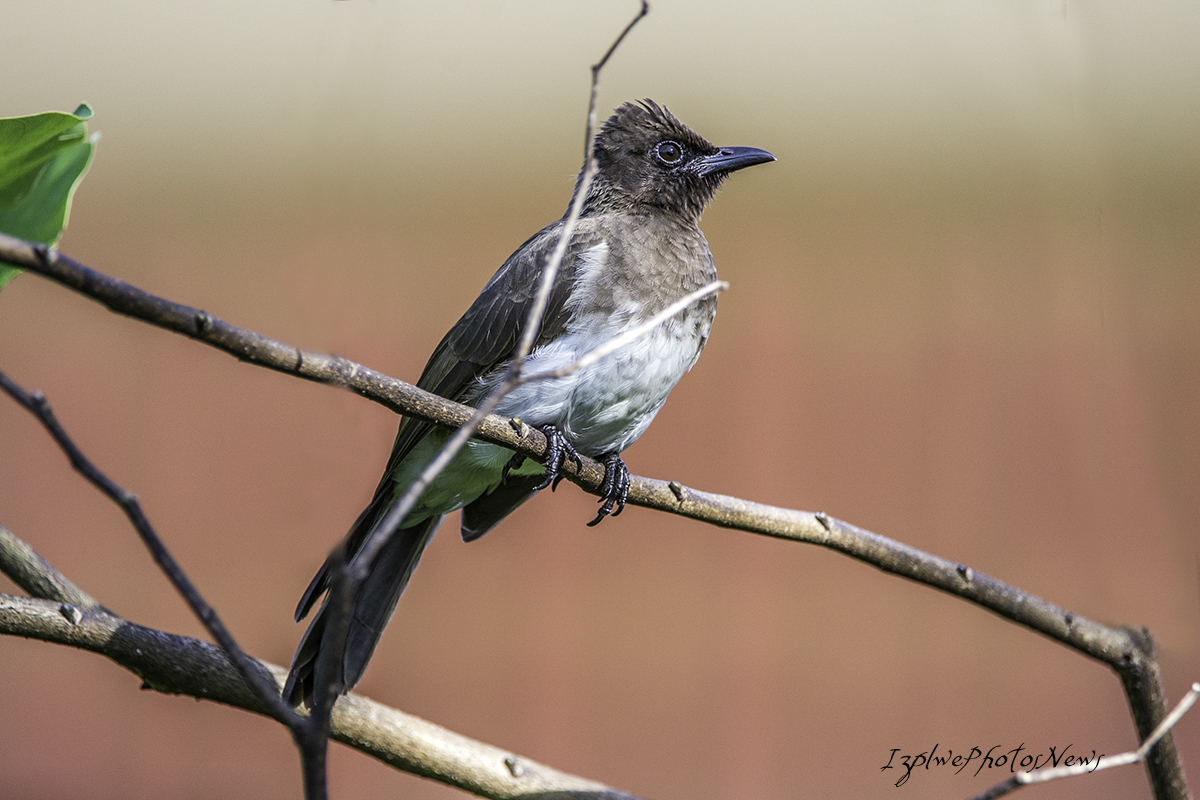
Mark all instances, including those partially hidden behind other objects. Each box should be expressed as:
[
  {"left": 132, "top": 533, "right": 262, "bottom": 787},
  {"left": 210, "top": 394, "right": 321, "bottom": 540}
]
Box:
[
  {"left": 967, "top": 682, "right": 1200, "bottom": 800},
  {"left": 0, "top": 369, "right": 301, "bottom": 729},
  {"left": 585, "top": 0, "right": 650, "bottom": 161}
]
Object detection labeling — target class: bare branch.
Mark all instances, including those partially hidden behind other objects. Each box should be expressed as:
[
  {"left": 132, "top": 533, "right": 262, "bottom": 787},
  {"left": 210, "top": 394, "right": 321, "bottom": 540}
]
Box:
[{"left": 0, "top": 592, "right": 644, "bottom": 800}]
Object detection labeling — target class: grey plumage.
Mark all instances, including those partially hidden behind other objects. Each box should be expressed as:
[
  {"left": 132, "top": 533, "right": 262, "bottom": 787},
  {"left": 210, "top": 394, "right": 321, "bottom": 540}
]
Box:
[{"left": 284, "top": 100, "right": 774, "bottom": 707}]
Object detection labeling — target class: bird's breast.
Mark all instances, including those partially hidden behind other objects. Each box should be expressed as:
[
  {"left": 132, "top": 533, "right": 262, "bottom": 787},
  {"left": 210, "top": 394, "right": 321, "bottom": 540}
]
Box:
[{"left": 492, "top": 235, "right": 716, "bottom": 456}]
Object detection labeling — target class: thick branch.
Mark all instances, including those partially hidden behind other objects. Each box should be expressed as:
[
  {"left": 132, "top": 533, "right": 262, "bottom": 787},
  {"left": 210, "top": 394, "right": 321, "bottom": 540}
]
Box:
[
  {"left": 0, "top": 593, "right": 639, "bottom": 800},
  {"left": 0, "top": 237, "right": 1188, "bottom": 798}
]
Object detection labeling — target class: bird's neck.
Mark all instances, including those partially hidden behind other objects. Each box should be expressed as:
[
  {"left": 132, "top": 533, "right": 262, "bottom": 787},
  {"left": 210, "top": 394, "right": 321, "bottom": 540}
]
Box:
[
  {"left": 570, "top": 175, "right": 707, "bottom": 228},
  {"left": 567, "top": 212, "right": 716, "bottom": 322}
]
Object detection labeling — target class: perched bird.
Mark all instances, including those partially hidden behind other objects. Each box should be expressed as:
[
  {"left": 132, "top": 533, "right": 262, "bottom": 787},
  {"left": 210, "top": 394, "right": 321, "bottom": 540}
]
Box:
[{"left": 284, "top": 100, "right": 774, "bottom": 707}]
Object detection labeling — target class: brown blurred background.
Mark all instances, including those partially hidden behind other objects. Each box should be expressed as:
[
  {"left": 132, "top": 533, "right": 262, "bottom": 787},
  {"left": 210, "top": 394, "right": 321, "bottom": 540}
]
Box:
[{"left": 2, "top": 2, "right": 1197, "bottom": 798}]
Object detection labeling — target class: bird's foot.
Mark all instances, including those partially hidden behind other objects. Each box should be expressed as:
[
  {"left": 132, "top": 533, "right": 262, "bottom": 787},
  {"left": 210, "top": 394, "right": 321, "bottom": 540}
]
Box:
[
  {"left": 526, "top": 424, "right": 583, "bottom": 492},
  {"left": 587, "top": 452, "right": 630, "bottom": 527}
]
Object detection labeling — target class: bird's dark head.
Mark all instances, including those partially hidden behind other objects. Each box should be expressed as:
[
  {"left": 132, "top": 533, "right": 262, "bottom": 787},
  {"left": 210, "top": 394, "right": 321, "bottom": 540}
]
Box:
[{"left": 579, "top": 100, "right": 775, "bottom": 221}]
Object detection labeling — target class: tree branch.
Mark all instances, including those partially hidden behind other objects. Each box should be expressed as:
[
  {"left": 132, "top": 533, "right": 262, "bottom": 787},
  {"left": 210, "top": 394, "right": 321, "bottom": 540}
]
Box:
[{"left": 0, "top": 229, "right": 1189, "bottom": 799}]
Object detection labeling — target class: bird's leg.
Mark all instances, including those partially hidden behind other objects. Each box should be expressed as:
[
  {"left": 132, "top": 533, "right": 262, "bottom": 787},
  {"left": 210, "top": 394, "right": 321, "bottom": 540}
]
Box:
[
  {"left": 587, "top": 452, "right": 630, "bottom": 527},
  {"left": 530, "top": 424, "right": 583, "bottom": 492}
]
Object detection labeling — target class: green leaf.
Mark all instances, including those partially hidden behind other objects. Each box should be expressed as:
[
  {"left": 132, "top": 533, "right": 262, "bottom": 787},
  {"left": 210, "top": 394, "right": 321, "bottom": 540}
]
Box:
[{"left": 0, "top": 104, "right": 96, "bottom": 289}]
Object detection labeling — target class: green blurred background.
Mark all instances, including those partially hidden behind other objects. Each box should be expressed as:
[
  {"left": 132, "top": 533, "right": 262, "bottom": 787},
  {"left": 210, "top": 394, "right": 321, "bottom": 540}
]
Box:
[{"left": 2, "top": 2, "right": 1197, "bottom": 798}]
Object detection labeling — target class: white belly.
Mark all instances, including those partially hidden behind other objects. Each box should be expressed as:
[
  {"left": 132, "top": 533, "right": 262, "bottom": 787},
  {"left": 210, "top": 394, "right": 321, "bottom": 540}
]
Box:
[{"left": 493, "top": 316, "right": 707, "bottom": 456}]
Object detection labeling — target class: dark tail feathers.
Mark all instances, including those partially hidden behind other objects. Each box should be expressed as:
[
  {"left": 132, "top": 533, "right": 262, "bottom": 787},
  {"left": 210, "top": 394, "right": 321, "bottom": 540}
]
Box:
[{"left": 282, "top": 513, "right": 442, "bottom": 708}]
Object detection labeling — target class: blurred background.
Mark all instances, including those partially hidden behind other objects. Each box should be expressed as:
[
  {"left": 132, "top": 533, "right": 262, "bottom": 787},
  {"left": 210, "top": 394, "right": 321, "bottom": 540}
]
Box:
[{"left": 2, "top": 1, "right": 1197, "bottom": 798}]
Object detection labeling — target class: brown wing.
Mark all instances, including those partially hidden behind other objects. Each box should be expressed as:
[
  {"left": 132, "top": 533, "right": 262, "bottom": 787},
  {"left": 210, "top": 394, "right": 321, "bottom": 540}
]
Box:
[{"left": 377, "top": 217, "right": 605, "bottom": 482}]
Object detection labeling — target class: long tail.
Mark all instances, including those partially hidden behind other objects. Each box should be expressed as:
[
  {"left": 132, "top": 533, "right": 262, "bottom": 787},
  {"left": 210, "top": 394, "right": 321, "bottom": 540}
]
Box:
[{"left": 283, "top": 501, "right": 443, "bottom": 708}]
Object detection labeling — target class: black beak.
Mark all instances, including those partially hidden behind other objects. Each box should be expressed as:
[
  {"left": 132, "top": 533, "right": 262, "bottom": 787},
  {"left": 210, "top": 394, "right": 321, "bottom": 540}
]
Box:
[{"left": 696, "top": 146, "right": 776, "bottom": 176}]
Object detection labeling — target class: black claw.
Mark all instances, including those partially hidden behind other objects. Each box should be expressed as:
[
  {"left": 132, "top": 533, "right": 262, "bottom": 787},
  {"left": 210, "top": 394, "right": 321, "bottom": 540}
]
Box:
[
  {"left": 502, "top": 450, "right": 526, "bottom": 482},
  {"left": 587, "top": 453, "right": 630, "bottom": 526},
  {"left": 533, "top": 425, "right": 582, "bottom": 492}
]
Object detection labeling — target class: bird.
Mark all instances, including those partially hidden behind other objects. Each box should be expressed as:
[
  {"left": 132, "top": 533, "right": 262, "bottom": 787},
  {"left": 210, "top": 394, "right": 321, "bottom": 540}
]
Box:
[{"left": 283, "top": 100, "right": 774, "bottom": 707}]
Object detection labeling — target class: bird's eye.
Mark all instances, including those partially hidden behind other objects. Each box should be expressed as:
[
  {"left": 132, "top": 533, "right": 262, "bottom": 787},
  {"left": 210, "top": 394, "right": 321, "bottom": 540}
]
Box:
[{"left": 654, "top": 141, "right": 683, "bottom": 166}]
